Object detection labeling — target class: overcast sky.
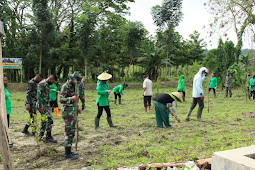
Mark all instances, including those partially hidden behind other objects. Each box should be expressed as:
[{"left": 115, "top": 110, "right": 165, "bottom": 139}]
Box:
[{"left": 125, "top": 0, "right": 249, "bottom": 49}]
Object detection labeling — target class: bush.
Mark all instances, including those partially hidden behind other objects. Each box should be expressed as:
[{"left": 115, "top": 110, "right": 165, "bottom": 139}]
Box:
[{"left": 228, "top": 63, "right": 245, "bottom": 87}]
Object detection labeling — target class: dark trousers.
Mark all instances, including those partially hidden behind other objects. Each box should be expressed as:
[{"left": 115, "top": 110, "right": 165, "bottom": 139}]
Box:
[
  {"left": 251, "top": 90, "right": 255, "bottom": 100},
  {"left": 178, "top": 90, "right": 185, "bottom": 98},
  {"left": 50, "top": 100, "right": 58, "bottom": 108},
  {"left": 226, "top": 87, "right": 232, "bottom": 97},
  {"left": 209, "top": 88, "right": 216, "bottom": 95},
  {"left": 97, "top": 104, "right": 111, "bottom": 118},
  {"left": 190, "top": 97, "right": 204, "bottom": 110},
  {"left": 144, "top": 96, "right": 152, "bottom": 107},
  {"left": 7, "top": 114, "right": 10, "bottom": 128},
  {"left": 114, "top": 93, "right": 121, "bottom": 100}
]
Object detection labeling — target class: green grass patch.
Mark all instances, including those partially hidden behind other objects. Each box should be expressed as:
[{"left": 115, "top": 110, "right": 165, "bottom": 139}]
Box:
[{"left": 4, "top": 86, "right": 255, "bottom": 169}]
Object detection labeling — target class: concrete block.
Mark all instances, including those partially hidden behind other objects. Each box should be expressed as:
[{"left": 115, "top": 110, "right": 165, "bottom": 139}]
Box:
[{"left": 212, "top": 145, "right": 255, "bottom": 170}]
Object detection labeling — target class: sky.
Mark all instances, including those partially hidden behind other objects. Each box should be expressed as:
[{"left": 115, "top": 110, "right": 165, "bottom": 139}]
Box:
[{"left": 125, "top": 0, "right": 249, "bottom": 49}]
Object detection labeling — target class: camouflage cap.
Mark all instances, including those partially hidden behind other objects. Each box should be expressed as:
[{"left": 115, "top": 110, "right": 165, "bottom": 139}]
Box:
[
  {"left": 68, "top": 74, "right": 77, "bottom": 83},
  {"left": 73, "top": 71, "right": 82, "bottom": 79}
]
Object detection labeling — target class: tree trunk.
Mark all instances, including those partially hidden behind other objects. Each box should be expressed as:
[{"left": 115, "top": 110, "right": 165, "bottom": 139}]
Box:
[
  {"left": 133, "top": 64, "right": 134, "bottom": 76},
  {"left": 63, "top": 65, "right": 69, "bottom": 79},
  {"left": 169, "top": 66, "right": 171, "bottom": 77},
  {"left": 165, "top": 48, "right": 169, "bottom": 82},
  {"left": 84, "top": 57, "right": 87, "bottom": 79},
  {"left": 175, "top": 66, "right": 178, "bottom": 77},
  {"left": 39, "top": 40, "right": 42, "bottom": 73}
]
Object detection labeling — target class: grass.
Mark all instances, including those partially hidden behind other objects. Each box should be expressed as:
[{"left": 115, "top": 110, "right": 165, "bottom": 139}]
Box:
[{"left": 2, "top": 84, "right": 255, "bottom": 169}]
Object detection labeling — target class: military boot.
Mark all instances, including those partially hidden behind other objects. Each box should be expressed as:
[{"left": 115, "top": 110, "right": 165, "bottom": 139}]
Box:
[
  {"left": 45, "top": 131, "right": 57, "bottom": 143},
  {"left": 65, "top": 147, "right": 79, "bottom": 159},
  {"left": 196, "top": 109, "right": 205, "bottom": 122},
  {"left": 186, "top": 109, "right": 192, "bottom": 121},
  {"left": 95, "top": 118, "right": 101, "bottom": 130},
  {"left": 107, "top": 117, "right": 117, "bottom": 128},
  {"left": 39, "top": 132, "right": 45, "bottom": 142},
  {"left": 22, "top": 124, "right": 33, "bottom": 136}
]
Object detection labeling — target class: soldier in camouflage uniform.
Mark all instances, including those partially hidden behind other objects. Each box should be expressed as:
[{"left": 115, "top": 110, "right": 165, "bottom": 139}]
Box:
[
  {"left": 73, "top": 71, "right": 85, "bottom": 110},
  {"left": 60, "top": 74, "right": 81, "bottom": 159},
  {"left": 22, "top": 74, "right": 44, "bottom": 136},
  {"left": 37, "top": 75, "right": 58, "bottom": 142},
  {"left": 225, "top": 71, "right": 232, "bottom": 97}
]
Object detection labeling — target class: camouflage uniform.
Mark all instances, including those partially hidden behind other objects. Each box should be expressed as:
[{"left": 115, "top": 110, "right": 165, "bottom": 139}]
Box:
[
  {"left": 225, "top": 75, "right": 232, "bottom": 97},
  {"left": 37, "top": 79, "right": 53, "bottom": 134},
  {"left": 25, "top": 78, "right": 38, "bottom": 133},
  {"left": 73, "top": 71, "right": 85, "bottom": 110},
  {"left": 78, "top": 81, "right": 85, "bottom": 109},
  {"left": 60, "top": 75, "right": 77, "bottom": 148}
]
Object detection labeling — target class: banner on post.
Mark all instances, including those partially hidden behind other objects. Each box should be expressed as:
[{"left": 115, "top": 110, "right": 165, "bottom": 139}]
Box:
[
  {"left": 0, "top": 21, "right": 5, "bottom": 38},
  {"left": 2, "top": 58, "right": 22, "bottom": 69}
]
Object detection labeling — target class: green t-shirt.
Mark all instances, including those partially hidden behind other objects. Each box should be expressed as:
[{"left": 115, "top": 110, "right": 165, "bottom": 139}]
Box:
[
  {"left": 209, "top": 77, "right": 218, "bottom": 88},
  {"left": 250, "top": 78, "right": 255, "bottom": 90},
  {"left": 112, "top": 85, "right": 123, "bottom": 94},
  {"left": 96, "top": 80, "right": 110, "bottom": 106},
  {"left": 4, "top": 87, "right": 11, "bottom": 115},
  {"left": 49, "top": 83, "right": 58, "bottom": 101},
  {"left": 177, "top": 75, "right": 185, "bottom": 91}
]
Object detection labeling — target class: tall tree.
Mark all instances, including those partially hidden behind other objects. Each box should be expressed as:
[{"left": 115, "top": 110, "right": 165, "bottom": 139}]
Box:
[
  {"left": 32, "top": 0, "right": 54, "bottom": 75},
  {"left": 151, "top": 0, "right": 183, "bottom": 81},
  {"left": 206, "top": 0, "right": 255, "bottom": 63}
]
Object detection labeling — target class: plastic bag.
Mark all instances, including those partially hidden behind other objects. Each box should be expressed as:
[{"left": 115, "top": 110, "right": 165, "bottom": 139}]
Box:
[{"left": 183, "top": 161, "right": 200, "bottom": 170}]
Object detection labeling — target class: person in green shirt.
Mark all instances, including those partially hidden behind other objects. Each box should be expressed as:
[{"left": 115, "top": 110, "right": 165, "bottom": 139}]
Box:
[
  {"left": 249, "top": 75, "right": 255, "bottom": 100},
  {"left": 95, "top": 72, "right": 116, "bottom": 129},
  {"left": 3, "top": 74, "right": 11, "bottom": 127},
  {"left": 112, "top": 83, "right": 128, "bottom": 105},
  {"left": 209, "top": 73, "right": 218, "bottom": 97},
  {"left": 177, "top": 75, "right": 185, "bottom": 102},
  {"left": 4, "top": 74, "right": 13, "bottom": 147},
  {"left": 49, "top": 83, "right": 61, "bottom": 116}
]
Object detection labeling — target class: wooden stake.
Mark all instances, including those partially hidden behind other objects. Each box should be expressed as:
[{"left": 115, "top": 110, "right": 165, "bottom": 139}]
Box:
[{"left": 0, "top": 38, "right": 14, "bottom": 169}]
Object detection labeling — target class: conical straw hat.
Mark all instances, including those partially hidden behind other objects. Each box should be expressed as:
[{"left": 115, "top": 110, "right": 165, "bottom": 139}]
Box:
[
  {"left": 171, "top": 92, "right": 183, "bottom": 103},
  {"left": 97, "top": 72, "right": 112, "bottom": 80}
]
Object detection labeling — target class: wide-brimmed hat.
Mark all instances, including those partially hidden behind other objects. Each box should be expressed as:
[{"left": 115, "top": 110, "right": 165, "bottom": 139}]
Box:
[
  {"left": 97, "top": 72, "right": 112, "bottom": 80},
  {"left": 171, "top": 92, "right": 183, "bottom": 103}
]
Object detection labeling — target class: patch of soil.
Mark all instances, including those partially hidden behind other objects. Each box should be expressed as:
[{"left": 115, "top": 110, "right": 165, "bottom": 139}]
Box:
[{"left": 246, "top": 112, "right": 255, "bottom": 119}]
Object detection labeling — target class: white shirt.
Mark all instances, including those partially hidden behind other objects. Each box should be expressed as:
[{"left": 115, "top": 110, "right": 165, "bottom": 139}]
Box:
[
  {"left": 192, "top": 67, "right": 208, "bottom": 98},
  {"left": 143, "top": 78, "right": 153, "bottom": 96}
]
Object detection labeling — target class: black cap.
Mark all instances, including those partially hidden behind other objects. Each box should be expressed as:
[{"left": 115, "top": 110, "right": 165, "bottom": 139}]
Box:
[{"left": 143, "top": 75, "right": 147, "bottom": 79}]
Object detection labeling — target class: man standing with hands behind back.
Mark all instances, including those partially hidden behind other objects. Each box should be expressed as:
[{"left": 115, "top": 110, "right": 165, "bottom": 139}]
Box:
[
  {"left": 143, "top": 75, "right": 153, "bottom": 113},
  {"left": 225, "top": 71, "right": 232, "bottom": 98},
  {"left": 186, "top": 67, "right": 208, "bottom": 122}
]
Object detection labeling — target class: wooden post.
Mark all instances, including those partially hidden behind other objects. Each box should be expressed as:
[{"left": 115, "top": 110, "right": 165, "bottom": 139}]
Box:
[
  {"left": 20, "top": 69, "right": 22, "bottom": 83},
  {"left": 0, "top": 38, "right": 14, "bottom": 169},
  {"left": 165, "top": 48, "right": 169, "bottom": 82}
]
